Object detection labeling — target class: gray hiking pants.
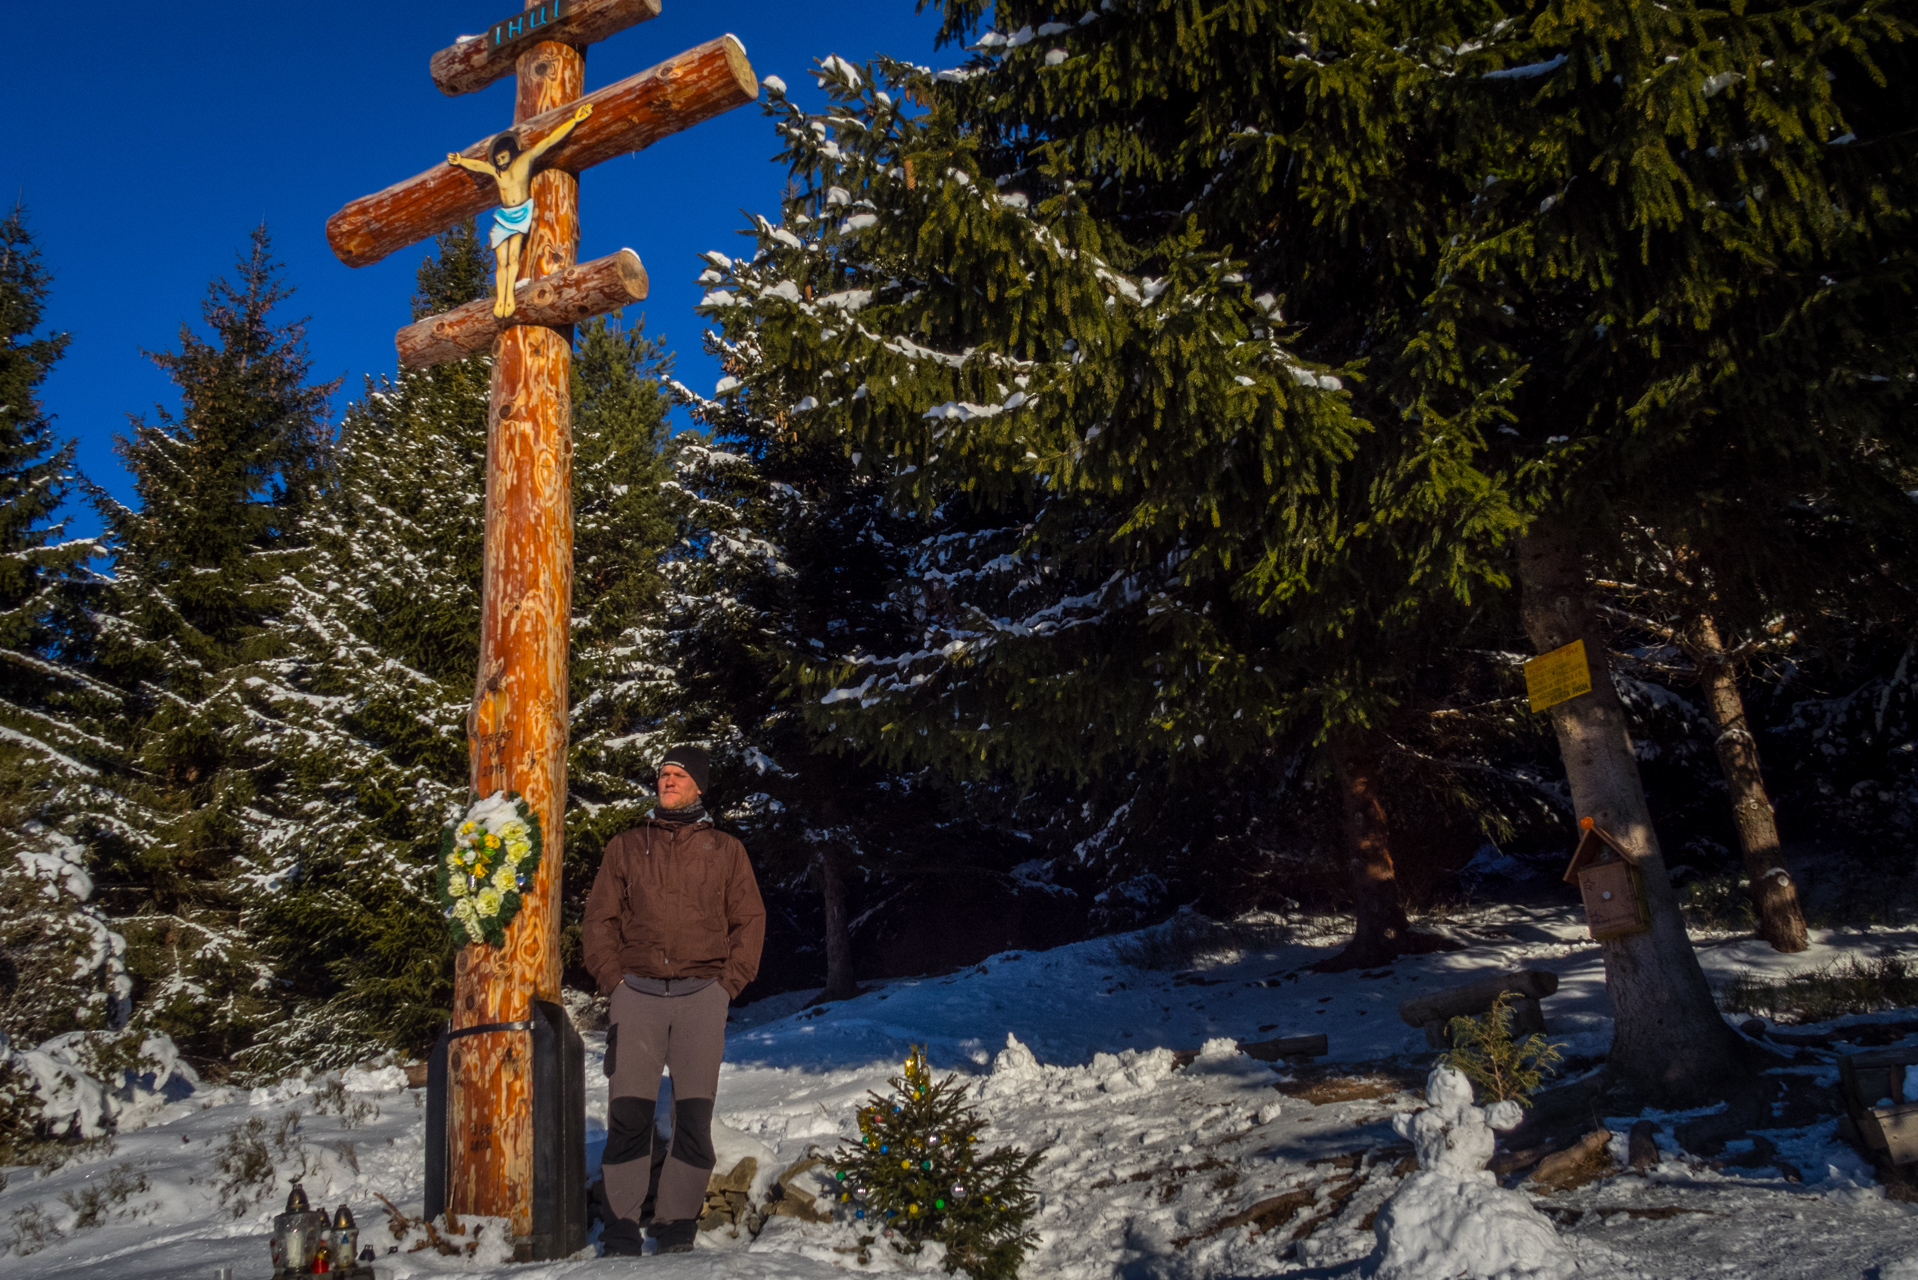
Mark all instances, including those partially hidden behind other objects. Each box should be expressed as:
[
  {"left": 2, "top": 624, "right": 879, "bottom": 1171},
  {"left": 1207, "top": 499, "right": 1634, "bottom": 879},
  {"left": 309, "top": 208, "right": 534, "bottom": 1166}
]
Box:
[{"left": 601, "top": 980, "right": 729, "bottom": 1225}]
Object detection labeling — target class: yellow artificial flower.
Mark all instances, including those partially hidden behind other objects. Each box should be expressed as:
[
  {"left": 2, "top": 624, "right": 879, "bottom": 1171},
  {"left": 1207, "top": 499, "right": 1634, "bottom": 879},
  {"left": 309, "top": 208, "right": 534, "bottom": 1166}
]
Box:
[
  {"left": 477, "top": 889, "right": 503, "bottom": 916},
  {"left": 491, "top": 865, "right": 515, "bottom": 894},
  {"left": 448, "top": 875, "right": 468, "bottom": 898}
]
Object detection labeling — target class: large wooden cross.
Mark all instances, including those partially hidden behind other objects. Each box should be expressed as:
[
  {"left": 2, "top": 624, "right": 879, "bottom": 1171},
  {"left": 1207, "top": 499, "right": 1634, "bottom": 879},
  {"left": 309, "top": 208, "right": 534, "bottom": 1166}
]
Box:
[{"left": 325, "top": 0, "right": 756, "bottom": 1253}]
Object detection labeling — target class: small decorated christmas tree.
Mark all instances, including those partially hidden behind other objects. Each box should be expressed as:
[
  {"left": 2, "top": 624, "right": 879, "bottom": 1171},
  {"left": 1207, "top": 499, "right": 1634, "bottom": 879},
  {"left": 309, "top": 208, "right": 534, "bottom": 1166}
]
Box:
[{"left": 826, "top": 1047, "right": 1040, "bottom": 1280}]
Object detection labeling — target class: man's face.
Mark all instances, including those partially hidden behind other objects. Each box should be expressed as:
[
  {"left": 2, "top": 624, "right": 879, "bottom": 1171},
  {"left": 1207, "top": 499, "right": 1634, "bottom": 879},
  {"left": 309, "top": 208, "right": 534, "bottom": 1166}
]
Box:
[
  {"left": 495, "top": 151, "right": 513, "bottom": 169},
  {"left": 658, "top": 764, "right": 699, "bottom": 810}
]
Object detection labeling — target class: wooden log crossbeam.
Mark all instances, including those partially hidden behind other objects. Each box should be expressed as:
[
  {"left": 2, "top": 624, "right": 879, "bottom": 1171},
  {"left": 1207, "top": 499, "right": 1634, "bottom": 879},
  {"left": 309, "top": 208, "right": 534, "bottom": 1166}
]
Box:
[
  {"left": 327, "top": 35, "right": 756, "bottom": 268},
  {"left": 397, "top": 249, "right": 648, "bottom": 369},
  {"left": 431, "top": 0, "right": 663, "bottom": 97},
  {"left": 1396, "top": 967, "right": 1557, "bottom": 1036}
]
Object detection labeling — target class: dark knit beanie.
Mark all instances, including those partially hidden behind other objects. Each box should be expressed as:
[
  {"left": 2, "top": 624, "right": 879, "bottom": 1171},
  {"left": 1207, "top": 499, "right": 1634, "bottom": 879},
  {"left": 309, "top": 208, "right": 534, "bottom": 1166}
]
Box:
[{"left": 658, "top": 745, "right": 711, "bottom": 793}]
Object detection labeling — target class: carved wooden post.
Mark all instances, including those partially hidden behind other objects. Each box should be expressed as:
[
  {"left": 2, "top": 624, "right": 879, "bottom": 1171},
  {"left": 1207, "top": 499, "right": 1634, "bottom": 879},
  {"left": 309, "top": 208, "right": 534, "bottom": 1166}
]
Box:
[
  {"left": 446, "top": 30, "right": 583, "bottom": 1245},
  {"left": 323, "top": 1, "right": 754, "bottom": 1254}
]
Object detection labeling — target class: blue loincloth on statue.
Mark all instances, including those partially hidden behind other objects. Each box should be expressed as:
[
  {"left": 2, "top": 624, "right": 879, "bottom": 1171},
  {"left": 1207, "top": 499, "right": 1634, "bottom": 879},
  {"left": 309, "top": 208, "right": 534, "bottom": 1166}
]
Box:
[{"left": 491, "top": 199, "right": 533, "bottom": 249}]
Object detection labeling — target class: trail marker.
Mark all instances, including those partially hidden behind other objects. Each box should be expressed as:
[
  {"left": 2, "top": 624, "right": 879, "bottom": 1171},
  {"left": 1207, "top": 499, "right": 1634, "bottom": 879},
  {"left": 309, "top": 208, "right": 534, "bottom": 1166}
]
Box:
[{"left": 1524, "top": 638, "right": 1593, "bottom": 713}]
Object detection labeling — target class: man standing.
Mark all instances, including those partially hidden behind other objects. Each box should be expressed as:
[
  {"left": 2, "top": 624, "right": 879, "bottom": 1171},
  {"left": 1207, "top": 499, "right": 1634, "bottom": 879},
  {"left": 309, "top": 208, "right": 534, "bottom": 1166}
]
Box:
[{"left": 583, "top": 746, "right": 765, "bottom": 1255}]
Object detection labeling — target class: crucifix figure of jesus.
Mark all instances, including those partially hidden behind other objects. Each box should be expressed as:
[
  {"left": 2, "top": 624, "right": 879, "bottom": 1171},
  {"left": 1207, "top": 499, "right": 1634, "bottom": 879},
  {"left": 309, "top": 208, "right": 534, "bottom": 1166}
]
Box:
[{"left": 448, "top": 101, "right": 593, "bottom": 317}]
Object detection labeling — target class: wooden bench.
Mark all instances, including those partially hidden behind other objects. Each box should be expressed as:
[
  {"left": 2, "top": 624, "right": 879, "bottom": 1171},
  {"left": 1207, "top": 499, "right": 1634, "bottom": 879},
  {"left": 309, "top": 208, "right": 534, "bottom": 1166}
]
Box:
[
  {"left": 1397, "top": 970, "right": 1559, "bottom": 1049},
  {"left": 1839, "top": 1047, "right": 1918, "bottom": 1166}
]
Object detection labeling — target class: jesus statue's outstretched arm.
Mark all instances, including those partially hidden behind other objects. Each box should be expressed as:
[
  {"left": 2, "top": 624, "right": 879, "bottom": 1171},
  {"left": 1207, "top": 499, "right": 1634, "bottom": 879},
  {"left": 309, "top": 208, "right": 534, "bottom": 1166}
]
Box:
[{"left": 522, "top": 102, "right": 594, "bottom": 166}]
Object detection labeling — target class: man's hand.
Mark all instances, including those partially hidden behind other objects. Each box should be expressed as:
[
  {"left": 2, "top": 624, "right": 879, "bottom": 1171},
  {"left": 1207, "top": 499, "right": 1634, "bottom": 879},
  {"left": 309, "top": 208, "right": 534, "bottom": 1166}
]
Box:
[{"left": 573, "top": 102, "right": 594, "bottom": 122}]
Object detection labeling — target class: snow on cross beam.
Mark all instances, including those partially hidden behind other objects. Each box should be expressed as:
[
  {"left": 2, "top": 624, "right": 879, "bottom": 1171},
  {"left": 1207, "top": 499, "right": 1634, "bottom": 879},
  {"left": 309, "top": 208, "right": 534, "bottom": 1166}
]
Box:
[
  {"left": 430, "top": 0, "right": 665, "bottom": 97},
  {"left": 324, "top": 35, "right": 757, "bottom": 268}
]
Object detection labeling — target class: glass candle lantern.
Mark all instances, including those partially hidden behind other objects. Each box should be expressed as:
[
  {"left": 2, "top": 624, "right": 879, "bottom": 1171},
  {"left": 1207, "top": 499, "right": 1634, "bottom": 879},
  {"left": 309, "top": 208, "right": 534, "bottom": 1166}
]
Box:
[{"left": 327, "top": 1206, "right": 360, "bottom": 1272}]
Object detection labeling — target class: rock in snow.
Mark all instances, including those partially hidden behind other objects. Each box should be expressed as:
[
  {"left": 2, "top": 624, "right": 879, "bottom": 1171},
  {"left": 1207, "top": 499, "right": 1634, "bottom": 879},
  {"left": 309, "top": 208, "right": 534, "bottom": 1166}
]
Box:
[{"left": 1370, "top": 1065, "right": 1575, "bottom": 1280}]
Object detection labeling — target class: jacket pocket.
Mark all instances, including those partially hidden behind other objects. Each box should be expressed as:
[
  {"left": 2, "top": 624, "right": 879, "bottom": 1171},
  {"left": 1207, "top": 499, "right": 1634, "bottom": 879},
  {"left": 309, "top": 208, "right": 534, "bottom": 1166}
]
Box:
[{"left": 603, "top": 1023, "right": 618, "bottom": 1079}]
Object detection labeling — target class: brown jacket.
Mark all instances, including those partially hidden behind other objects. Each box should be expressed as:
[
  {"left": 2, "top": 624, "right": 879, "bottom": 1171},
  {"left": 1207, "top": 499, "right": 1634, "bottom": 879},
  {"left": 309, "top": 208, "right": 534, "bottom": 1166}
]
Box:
[{"left": 582, "top": 819, "right": 766, "bottom": 999}]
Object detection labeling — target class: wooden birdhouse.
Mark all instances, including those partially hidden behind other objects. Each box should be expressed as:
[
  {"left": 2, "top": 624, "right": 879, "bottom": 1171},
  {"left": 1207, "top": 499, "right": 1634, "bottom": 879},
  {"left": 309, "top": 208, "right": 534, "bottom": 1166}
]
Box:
[{"left": 1563, "top": 817, "right": 1651, "bottom": 941}]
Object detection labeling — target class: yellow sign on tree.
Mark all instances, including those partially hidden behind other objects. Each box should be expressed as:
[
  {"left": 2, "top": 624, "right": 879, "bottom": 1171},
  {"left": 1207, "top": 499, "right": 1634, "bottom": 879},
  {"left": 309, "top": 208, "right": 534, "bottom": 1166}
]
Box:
[{"left": 1525, "top": 639, "right": 1593, "bottom": 713}]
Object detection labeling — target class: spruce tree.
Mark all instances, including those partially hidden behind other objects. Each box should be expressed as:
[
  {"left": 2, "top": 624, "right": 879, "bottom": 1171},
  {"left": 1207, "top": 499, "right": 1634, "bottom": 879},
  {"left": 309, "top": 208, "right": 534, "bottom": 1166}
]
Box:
[
  {"left": 1396, "top": 0, "right": 1916, "bottom": 1098},
  {"left": 240, "top": 223, "right": 492, "bottom": 1067},
  {"left": 90, "top": 225, "right": 338, "bottom": 1062},
  {"left": 696, "top": 48, "right": 1512, "bottom": 970},
  {"left": 0, "top": 205, "right": 134, "bottom": 1052},
  {"left": 710, "top": 0, "right": 1913, "bottom": 1099}
]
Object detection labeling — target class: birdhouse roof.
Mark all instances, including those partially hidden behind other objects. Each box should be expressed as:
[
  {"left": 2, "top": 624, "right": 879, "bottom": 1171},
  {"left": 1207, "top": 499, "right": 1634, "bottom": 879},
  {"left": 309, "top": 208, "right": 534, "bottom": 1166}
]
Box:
[{"left": 1563, "top": 821, "right": 1639, "bottom": 884}]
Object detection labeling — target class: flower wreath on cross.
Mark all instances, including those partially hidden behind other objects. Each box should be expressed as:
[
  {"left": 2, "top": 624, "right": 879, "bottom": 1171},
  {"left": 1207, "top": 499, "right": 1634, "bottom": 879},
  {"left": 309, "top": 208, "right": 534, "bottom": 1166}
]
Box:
[{"left": 438, "top": 791, "right": 542, "bottom": 948}]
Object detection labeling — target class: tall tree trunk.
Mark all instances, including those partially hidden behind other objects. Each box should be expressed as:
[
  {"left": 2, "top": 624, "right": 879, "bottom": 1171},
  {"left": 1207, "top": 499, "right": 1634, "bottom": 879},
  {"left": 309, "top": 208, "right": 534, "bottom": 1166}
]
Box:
[
  {"left": 1681, "top": 613, "right": 1809, "bottom": 953},
  {"left": 1517, "top": 529, "right": 1743, "bottom": 1103},
  {"left": 1320, "top": 731, "right": 1459, "bottom": 970},
  {"left": 814, "top": 840, "right": 858, "bottom": 1003}
]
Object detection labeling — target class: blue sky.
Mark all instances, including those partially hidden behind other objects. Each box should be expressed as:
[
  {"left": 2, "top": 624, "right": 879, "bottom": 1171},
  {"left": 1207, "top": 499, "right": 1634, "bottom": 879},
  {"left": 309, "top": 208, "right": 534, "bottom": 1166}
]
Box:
[{"left": 6, "top": 1, "right": 959, "bottom": 539}]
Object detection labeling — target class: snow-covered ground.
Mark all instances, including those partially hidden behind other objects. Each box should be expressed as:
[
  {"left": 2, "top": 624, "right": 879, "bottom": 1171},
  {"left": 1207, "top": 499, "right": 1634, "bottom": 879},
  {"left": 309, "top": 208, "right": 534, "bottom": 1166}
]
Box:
[{"left": 8, "top": 904, "right": 1918, "bottom": 1279}]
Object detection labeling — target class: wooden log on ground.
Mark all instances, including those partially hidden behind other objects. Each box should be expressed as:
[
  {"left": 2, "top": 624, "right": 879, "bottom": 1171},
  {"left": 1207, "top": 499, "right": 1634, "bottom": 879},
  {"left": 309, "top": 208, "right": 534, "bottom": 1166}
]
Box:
[
  {"left": 1396, "top": 969, "right": 1559, "bottom": 1028},
  {"left": 430, "top": 0, "right": 664, "bottom": 97},
  {"left": 1172, "top": 1032, "right": 1329, "bottom": 1068},
  {"left": 327, "top": 35, "right": 756, "bottom": 268},
  {"left": 397, "top": 249, "right": 648, "bottom": 368},
  {"left": 1526, "top": 1128, "right": 1614, "bottom": 1193},
  {"left": 1239, "top": 1034, "right": 1330, "bottom": 1063}
]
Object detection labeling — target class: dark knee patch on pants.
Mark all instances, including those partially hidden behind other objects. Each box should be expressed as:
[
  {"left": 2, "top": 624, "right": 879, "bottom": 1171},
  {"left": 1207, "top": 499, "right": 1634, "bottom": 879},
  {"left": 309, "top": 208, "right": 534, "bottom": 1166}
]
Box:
[
  {"left": 670, "top": 1097, "right": 716, "bottom": 1170},
  {"left": 604, "top": 1096, "right": 656, "bottom": 1166}
]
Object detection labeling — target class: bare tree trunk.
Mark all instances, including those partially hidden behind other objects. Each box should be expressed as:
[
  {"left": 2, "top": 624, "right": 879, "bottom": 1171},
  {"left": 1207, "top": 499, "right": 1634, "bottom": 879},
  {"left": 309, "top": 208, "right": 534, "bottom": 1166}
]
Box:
[
  {"left": 1517, "top": 529, "right": 1743, "bottom": 1103},
  {"left": 1318, "top": 731, "right": 1456, "bottom": 971},
  {"left": 1682, "top": 613, "right": 1809, "bottom": 953},
  {"left": 814, "top": 840, "right": 859, "bottom": 1003}
]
